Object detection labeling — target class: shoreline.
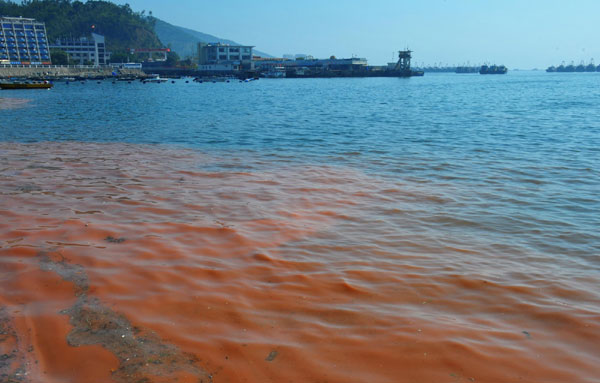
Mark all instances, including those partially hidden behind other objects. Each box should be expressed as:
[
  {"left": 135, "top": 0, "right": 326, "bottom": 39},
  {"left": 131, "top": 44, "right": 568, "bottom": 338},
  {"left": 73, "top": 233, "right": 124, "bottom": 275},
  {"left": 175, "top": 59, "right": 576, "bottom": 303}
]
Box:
[{"left": 0, "top": 66, "right": 146, "bottom": 80}]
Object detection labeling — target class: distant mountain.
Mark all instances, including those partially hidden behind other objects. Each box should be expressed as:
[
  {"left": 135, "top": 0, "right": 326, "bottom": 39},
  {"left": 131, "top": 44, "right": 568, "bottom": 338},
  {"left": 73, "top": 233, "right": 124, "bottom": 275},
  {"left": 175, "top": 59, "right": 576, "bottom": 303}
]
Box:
[{"left": 154, "top": 19, "right": 271, "bottom": 59}]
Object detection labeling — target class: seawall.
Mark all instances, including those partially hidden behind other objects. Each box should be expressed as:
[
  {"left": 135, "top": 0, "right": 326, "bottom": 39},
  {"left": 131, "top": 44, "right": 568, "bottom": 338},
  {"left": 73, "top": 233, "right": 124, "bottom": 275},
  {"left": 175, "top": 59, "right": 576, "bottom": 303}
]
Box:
[{"left": 0, "top": 66, "right": 145, "bottom": 79}]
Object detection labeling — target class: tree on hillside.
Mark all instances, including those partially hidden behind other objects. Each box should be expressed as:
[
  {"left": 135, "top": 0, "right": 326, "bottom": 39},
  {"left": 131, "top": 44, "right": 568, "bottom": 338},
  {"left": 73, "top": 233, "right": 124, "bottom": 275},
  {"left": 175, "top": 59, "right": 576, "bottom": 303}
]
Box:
[
  {"left": 178, "top": 58, "right": 196, "bottom": 68},
  {"left": 109, "top": 52, "right": 128, "bottom": 63},
  {"left": 49, "top": 48, "right": 70, "bottom": 65},
  {"left": 165, "top": 50, "right": 179, "bottom": 67}
]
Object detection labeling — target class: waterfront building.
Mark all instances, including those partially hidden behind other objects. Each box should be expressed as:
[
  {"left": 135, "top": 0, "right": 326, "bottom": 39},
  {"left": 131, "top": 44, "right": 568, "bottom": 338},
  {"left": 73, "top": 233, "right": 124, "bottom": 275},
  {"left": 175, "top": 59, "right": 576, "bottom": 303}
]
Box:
[
  {"left": 197, "top": 43, "right": 254, "bottom": 72},
  {"left": 0, "top": 16, "right": 51, "bottom": 65},
  {"left": 49, "top": 33, "right": 110, "bottom": 66}
]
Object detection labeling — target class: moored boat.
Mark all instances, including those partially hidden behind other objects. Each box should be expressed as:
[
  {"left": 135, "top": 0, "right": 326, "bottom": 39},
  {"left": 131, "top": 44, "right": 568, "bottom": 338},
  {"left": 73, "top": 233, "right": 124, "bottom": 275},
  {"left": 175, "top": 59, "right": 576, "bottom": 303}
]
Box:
[
  {"left": 0, "top": 81, "right": 53, "bottom": 90},
  {"left": 262, "top": 66, "right": 287, "bottom": 78},
  {"left": 585, "top": 63, "right": 596, "bottom": 72},
  {"left": 143, "top": 74, "right": 169, "bottom": 83},
  {"left": 480, "top": 65, "right": 508, "bottom": 75},
  {"left": 193, "top": 76, "right": 233, "bottom": 83},
  {"left": 547, "top": 61, "right": 599, "bottom": 73}
]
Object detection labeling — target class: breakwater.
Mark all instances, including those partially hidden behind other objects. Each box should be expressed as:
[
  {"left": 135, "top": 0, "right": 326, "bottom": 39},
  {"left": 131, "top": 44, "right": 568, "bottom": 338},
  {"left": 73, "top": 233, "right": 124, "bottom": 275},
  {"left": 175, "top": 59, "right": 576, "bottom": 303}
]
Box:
[{"left": 0, "top": 66, "right": 145, "bottom": 79}]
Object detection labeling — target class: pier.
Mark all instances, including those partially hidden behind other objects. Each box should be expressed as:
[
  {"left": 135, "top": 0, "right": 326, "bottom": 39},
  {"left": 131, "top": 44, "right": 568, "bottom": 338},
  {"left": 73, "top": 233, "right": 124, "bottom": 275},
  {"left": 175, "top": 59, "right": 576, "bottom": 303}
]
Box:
[{"left": 254, "top": 50, "right": 424, "bottom": 79}]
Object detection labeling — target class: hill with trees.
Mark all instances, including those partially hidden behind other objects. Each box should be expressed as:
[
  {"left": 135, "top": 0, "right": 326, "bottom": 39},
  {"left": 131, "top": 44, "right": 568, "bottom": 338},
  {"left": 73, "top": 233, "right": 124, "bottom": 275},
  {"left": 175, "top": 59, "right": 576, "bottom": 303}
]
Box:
[
  {"left": 154, "top": 18, "right": 271, "bottom": 59},
  {"left": 0, "top": 0, "right": 162, "bottom": 58}
]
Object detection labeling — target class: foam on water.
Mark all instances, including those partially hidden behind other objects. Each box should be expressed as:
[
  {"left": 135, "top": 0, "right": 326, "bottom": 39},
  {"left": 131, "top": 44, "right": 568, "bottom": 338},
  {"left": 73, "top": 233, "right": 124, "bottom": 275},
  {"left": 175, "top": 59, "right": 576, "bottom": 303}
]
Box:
[{"left": 0, "top": 98, "right": 31, "bottom": 110}]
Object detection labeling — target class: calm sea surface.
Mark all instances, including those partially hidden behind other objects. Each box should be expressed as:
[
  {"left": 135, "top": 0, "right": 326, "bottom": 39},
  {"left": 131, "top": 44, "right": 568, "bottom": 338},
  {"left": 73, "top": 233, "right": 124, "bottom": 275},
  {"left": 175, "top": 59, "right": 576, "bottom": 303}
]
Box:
[{"left": 1, "top": 72, "right": 599, "bottom": 382}]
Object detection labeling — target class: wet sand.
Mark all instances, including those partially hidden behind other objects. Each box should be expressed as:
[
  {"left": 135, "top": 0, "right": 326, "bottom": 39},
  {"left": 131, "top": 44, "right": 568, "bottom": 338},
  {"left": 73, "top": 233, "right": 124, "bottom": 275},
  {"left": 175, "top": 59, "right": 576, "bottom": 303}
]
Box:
[{"left": 0, "top": 142, "right": 599, "bottom": 383}]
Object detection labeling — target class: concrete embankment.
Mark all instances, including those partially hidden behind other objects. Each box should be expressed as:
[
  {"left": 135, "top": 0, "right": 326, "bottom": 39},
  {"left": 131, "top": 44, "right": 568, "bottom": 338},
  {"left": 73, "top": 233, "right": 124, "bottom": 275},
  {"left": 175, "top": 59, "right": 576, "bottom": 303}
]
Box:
[{"left": 0, "top": 66, "right": 145, "bottom": 79}]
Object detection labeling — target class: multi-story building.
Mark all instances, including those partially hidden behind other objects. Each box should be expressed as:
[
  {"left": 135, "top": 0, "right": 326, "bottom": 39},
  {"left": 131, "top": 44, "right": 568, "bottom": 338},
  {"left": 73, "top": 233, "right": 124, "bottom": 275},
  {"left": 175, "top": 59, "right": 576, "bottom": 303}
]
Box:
[
  {"left": 0, "top": 16, "right": 51, "bottom": 65},
  {"left": 197, "top": 43, "right": 254, "bottom": 72},
  {"left": 50, "top": 33, "right": 110, "bottom": 66}
]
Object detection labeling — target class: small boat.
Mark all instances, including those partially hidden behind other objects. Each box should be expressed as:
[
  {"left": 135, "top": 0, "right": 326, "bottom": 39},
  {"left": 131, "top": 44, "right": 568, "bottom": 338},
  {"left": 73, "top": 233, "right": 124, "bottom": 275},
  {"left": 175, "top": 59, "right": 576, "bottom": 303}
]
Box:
[
  {"left": 0, "top": 81, "right": 53, "bottom": 90},
  {"left": 262, "top": 66, "right": 287, "bottom": 78},
  {"left": 209, "top": 77, "right": 230, "bottom": 83},
  {"left": 51, "top": 77, "right": 76, "bottom": 82},
  {"left": 193, "top": 76, "right": 233, "bottom": 83},
  {"left": 143, "top": 74, "right": 168, "bottom": 83}
]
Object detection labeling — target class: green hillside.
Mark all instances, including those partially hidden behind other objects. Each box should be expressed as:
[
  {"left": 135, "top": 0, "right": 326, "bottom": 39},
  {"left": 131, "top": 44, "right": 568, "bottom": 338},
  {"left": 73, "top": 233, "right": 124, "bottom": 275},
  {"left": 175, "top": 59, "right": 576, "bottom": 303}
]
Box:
[{"left": 0, "top": 0, "right": 162, "bottom": 54}]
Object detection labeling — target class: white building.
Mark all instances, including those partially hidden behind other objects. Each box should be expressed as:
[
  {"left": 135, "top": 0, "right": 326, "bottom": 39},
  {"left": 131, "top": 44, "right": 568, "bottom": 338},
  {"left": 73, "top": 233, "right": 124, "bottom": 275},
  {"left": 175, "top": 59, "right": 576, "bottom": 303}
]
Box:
[
  {"left": 0, "top": 16, "right": 51, "bottom": 65},
  {"left": 50, "top": 33, "right": 110, "bottom": 66},
  {"left": 197, "top": 43, "right": 253, "bottom": 72}
]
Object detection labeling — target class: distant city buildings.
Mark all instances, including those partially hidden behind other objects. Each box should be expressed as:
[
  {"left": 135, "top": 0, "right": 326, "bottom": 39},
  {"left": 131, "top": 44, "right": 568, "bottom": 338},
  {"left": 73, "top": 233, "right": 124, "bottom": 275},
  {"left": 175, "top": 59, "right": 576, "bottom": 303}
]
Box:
[
  {"left": 197, "top": 42, "right": 254, "bottom": 72},
  {"left": 50, "top": 33, "right": 110, "bottom": 66},
  {"left": 0, "top": 16, "right": 51, "bottom": 65}
]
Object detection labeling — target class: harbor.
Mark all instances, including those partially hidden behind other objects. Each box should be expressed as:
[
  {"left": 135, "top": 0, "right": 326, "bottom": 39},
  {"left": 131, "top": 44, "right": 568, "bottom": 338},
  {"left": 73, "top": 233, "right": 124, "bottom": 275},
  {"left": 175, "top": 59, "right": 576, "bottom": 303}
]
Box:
[
  {"left": 0, "top": 50, "right": 425, "bottom": 83},
  {"left": 2, "top": 3, "right": 600, "bottom": 383},
  {"left": 250, "top": 50, "right": 424, "bottom": 78},
  {"left": 1, "top": 15, "right": 426, "bottom": 82}
]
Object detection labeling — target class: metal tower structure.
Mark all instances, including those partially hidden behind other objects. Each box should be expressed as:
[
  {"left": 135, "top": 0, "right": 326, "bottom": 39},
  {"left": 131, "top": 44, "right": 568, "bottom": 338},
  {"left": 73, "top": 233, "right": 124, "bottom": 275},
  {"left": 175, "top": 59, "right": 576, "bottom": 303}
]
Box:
[{"left": 394, "top": 50, "right": 412, "bottom": 71}]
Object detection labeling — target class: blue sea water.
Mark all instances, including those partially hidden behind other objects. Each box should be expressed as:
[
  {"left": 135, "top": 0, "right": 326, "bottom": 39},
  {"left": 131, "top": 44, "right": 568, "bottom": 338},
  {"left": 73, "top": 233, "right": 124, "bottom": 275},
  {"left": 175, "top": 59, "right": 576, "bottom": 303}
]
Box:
[
  {"left": 2, "top": 71, "right": 600, "bottom": 381},
  {"left": 1, "top": 72, "right": 599, "bottom": 268}
]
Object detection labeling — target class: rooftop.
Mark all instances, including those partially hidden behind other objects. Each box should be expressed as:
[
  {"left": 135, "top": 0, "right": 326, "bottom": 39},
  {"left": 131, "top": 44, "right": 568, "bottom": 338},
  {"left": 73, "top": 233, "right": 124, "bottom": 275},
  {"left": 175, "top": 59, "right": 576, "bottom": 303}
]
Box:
[
  {"left": 0, "top": 16, "right": 43, "bottom": 23},
  {"left": 200, "top": 42, "right": 255, "bottom": 48}
]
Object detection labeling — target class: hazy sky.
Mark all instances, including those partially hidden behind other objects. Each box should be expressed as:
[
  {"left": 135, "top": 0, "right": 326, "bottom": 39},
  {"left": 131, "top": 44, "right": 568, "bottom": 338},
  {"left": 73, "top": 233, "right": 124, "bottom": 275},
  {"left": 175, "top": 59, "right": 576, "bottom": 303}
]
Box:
[{"left": 114, "top": 0, "right": 600, "bottom": 68}]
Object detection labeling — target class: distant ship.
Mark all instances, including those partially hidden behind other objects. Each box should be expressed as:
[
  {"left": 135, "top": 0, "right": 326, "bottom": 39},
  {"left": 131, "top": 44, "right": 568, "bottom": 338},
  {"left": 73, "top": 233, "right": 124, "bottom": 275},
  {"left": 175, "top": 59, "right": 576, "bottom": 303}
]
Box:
[
  {"left": 546, "top": 61, "right": 600, "bottom": 73},
  {"left": 455, "top": 66, "right": 479, "bottom": 74},
  {"left": 480, "top": 65, "right": 507, "bottom": 75}
]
